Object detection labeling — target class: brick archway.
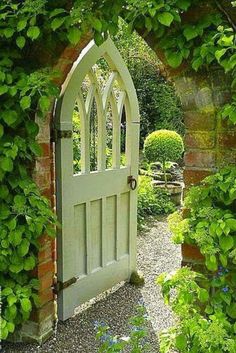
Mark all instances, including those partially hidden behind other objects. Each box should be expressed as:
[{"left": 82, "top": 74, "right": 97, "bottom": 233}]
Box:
[{"left": 19, "top": 31, "right": 236, "bottom": 342}]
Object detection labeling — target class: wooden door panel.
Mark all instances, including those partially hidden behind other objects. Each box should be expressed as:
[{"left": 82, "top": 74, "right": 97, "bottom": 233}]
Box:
[{"left": 56, "top": 38, "right": 140, "bottom": 321}]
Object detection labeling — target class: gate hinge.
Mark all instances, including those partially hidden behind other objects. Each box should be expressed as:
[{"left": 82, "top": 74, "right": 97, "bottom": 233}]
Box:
[
  {"left": 53, "top": 277, "right": 77, "bottom": 294},
  {"left": 51, "top": 128, "right": 73, "bottom": 142}
]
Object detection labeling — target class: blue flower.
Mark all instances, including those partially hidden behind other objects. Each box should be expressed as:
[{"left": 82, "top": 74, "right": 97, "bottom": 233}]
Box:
[
  {"left": 222, "top": 287, "right": 229, "bottom": 293},
  {"left": 138, "top": 298, "right": 145, "bottom": 305},
  {"left": 101, "top": 333, "right": 111, "bottom": 343},
  {"left": 132, "top": 327, "right": 144, "bottom": 332}
]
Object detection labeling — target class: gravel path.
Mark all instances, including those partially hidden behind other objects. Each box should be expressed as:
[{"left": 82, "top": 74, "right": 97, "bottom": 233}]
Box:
[{"left": 2, "top": 217, "right": 181, "bottom": 353}]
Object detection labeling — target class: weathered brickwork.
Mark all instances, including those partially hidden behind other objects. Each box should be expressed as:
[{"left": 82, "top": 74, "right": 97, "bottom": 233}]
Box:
[{"left": 174, "top": 68, "right": 235, "bottom": 265}]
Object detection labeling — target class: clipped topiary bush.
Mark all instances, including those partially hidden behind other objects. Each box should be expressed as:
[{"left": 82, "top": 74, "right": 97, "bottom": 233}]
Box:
[{"left": 144, "top": 130, "right": 184, "bottom": 186}]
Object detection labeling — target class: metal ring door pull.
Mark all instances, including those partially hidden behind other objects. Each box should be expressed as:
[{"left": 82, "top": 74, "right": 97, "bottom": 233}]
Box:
[{"left": 128, "top": 176, "right": 137, "bottom": 190}]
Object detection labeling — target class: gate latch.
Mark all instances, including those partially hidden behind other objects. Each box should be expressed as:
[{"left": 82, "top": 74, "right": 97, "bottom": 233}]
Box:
[
  {"left": 53, "top": 277, "right": 77, "bottom": 294},
  {"left": 128, "top": 176, "right": 137, "bottom": 191}
]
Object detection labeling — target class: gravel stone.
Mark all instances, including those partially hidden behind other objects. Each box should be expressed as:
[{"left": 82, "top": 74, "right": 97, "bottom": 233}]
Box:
[{"left": 2, "top": 217, "right": 181, "bottom": 353}]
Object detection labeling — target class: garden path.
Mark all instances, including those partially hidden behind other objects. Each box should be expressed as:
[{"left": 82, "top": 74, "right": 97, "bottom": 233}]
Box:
[{"left": 3, "top": 217, "right": 181, "bottom": 353}]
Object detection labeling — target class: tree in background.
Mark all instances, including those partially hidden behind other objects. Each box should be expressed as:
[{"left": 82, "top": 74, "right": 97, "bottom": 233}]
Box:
[{"left": 113, "top": 21, "right": 185, "bottom": 147}]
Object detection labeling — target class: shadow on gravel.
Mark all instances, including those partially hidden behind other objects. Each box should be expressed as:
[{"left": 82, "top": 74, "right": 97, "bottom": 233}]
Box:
[
  {"left": 3, "top": 218, "right": 180, "bottom": 353},
  {"left": 2, "top": 283, "right": 159, "bottom": 353}
]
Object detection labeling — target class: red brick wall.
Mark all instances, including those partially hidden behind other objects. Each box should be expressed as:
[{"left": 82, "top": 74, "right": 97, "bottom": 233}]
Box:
[{"left": 174, "top": 68, "right": 235, "bottom": 265}]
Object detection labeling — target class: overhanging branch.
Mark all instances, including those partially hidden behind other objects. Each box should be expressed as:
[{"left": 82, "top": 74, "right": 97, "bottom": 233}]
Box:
[{"left": 215, "top": 0, "right": 236, "bottom": 32}]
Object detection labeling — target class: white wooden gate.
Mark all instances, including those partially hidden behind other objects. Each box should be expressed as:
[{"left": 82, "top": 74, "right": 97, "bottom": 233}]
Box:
[{"left": 55, "top": 38, "right": 140, "bottom": 321}]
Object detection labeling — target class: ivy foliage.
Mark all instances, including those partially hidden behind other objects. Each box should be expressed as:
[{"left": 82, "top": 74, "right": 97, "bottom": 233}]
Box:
[
  {"left": 158, "top": 167, "right": 236, "bottom": 352},
  {"left": 0, "top": 0, "right": 235, "bottom": 340}
]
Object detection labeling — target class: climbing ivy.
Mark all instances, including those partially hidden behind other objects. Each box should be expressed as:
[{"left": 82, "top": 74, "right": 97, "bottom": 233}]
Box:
[
  {"left": 158, "top": 167, "right": 236, "bottom": 352},
  {"left": 0, "top": 0, "right": 235, "bottom": 340}
]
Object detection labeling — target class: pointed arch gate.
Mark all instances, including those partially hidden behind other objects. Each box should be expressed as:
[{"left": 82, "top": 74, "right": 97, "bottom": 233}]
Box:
[{"left": 55, "top": 38, "right": 140, "bottom": 321}]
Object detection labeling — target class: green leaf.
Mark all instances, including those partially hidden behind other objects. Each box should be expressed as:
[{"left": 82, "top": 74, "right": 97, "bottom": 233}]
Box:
[
  {"left": 227, "top": 303, "right": 236, "bottom": 319},
  {"left": 149, "top": 8, "right": 156, "bottom": 17},
  {"left": 206, "top": 255, "right": 218, "bottom": 271},
  {"left": 93, "top": 18, "right": 103, "bottom": 32},
  {"left": 17, "top": 19, "right": 27, "bottom": 31},
  {"left": 0, "top": 71, "right": 5, "bottom": 82},
  {"left": 226, "top": 219, "right": 236, "bottom": 231},
  {"left": 166, "top": 51, "right": 183, "bottom": 68},
  {"left": 67, "top": 27, "right": 82, "bottom": 45},
  {"left": 26, "top": 120, "right": 39, "bottom": 137},
  {"left": 7, "top": 294, "right": 17, "bottom": 307},
  {"left": 175, "top": 334, "right": 188, "bottom": 350},
  {"left": 220, "top": 291, "right": 231, "bottom": 305},
  {"left": 20, "top": 298, "right": 32, "bottom": 312},
  {"left": 1, "top": 287, "right": 13, "bottom": 296},
  {"left": 145, "top": 17, "right": 153, "bottom": 32},
  {"left": 94, "top": 31, "right": 104, "bottom": 45},
  {"left": 4, "top": 28, "right": 14, "bottom": 38},
  {"left": 0, "top": 123, "right": 4, "bottom": 138},
  {"left": 2, "top": 110, "right": 18, "bottom": 126},
  {"left": 8, "top": 86, "right": 18, "bottom": 97},
  {"left": 20, "top": 96, "right": 31, "bottom": 110},
  {"left": 14, "top": 194, "right": 26, "bottom": 207},
  {"left": 29, "top": 141, "right": 42, "bottom": 156},
  {"left": 219, "top": 253, "right": 228, "bottom": 267},
  {"left": 215, "top": 49, "right": 227, "bottom": 62},
  {"left": 1, "top": 326, "right": 9, "bottom": 340},
  {"left": 9, "top": 230, "right": 22, "bottom": 246},
  {"left": 16, "top": 36, "right": 26, "bottom": 49},
  {"left": 176, "top": 0, "right": 191, "bottom": 11},
  {"left": 17, "top": 238, "right": 30, "bottom": 257},
  {"left": 0, "top": 157, "right": 13, "bottom": 172},
  {"left": 9, "top": 263, "right": 23, "bottom": 273},
  {"left": 0, "top": 85, "right": 8, "bottom": 95},
  {"left": 27, "top": 26, "right": 40, "bottom": 40},
  {"left": 0, "top": 184, "right": 9, "bottom": 200},
  {"left": 51, "top": 17, "right": 66, "bottom": 31},
  {"left": 38, "top": 95, "right": 50, "bottom": 112},
  {"left": 7, "top": 322, "right": 15, "bottom": 333},
  {"left": 157, "top": 12, "right": 174, "bottom": 27},
  {"left": 49, "top": 8, "right": 67, "bottom": 18},
  {"left": 7, "top": 218, "right": 17, "bottom": 231},
  {"left": 183, "top": 26, "right": 199, "bottom": 41},
  {"left": 198, "top": 288, "right": 209, "bottom": 303},
  {"left": 24, "top": 256, "right": 36, "bottom": 271},
  {"left": 219, "top": 236, "right": 234, "bottom": 252},
  {"left": 0, "top": 204, "right": 10, "bottom": 220}
]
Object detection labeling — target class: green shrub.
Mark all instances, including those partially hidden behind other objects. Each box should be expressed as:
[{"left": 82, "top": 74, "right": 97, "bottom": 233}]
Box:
[
  {"left": 158, "top": 166, "right": 236, "bottom": 353},
  {"left": 144, "top": 130, "right": 184, "bottom": 186},
  {"left": 138, "top": 176, "right": 175, "bottom": 227}
]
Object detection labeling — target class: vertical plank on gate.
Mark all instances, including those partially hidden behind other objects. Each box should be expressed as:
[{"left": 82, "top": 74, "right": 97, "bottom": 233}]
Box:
[
  {"left": 86, "top": 201, "right": 91, "bottom": 274},
  {"left": 116, "top": 194, "right": 121, "bottom": 260},
  {"left": 102, "top": 197, "right": 107, "bottom": 266}
]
